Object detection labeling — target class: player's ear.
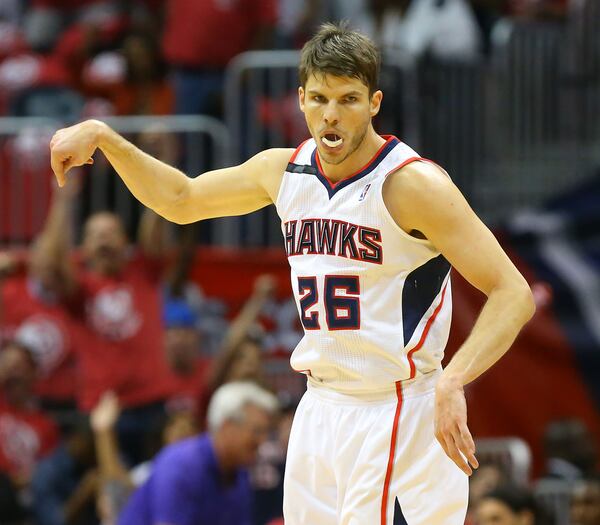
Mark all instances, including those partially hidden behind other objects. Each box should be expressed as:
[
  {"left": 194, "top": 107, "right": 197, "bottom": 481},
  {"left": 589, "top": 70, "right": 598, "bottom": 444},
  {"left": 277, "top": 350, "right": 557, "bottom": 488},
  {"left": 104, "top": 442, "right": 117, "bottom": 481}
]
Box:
[
  {"left": 370, "top": 90, "right": 383, "bottom": 118},
  {"left": 298, "top": 86, "right": 306, "bottom": 113}
]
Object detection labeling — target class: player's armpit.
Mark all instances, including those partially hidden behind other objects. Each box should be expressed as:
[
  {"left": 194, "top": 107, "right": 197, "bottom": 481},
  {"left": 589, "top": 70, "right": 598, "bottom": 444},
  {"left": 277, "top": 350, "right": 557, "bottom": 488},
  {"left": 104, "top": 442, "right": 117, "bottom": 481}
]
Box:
[{"left": 177, "top": 148, "right": 292, "bottom": 224}]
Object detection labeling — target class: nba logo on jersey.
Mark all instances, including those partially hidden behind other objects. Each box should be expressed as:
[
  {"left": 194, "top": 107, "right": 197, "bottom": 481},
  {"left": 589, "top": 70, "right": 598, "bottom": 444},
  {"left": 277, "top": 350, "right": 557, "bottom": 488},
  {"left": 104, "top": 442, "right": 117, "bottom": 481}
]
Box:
[{"left": 358, "top": 183, "right": 371, "bottom": 201}]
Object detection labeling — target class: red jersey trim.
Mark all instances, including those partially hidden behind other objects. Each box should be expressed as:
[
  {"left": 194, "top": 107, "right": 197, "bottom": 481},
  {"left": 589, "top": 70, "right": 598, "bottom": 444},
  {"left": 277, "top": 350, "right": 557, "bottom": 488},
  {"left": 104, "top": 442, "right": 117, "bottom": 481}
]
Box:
[
  {"left": 289, "top": 140, "right": 309, "bottom": 164},
  {"left": 407, "top": 282, "right": 449, "bottom": 379},
  {"left": 315, "top": 135, "right": 398, "bottom": 189},
  {"left": 383, "top": 156, "right": 450, "bottom": 180},
  {"left": 380, "top": 380, "right": 404, "bottom": 525}
]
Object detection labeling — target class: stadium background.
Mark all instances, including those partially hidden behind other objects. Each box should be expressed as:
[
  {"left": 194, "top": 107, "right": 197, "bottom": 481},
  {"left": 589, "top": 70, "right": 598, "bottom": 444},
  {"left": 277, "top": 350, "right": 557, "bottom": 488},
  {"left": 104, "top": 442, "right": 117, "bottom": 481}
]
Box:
[{"left": 0, "top": 1, "right": 599, "bottom": 524}]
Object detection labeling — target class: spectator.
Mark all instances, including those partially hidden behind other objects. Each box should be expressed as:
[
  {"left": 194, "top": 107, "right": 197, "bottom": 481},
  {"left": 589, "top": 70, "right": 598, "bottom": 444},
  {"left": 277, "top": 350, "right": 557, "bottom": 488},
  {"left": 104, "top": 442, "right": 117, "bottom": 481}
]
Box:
[
  {"left": 1, "top": 184, "right": 82, "bottom": 409},
  {"left": 91, "top": 391, "right": 199, "bottom": 525},
  {"left": 276, "top": 0, "right": 328, "bottom": 48},
  {"left": 40, "top": 184, "right": 174, "bottom": 464},
  {"left": 369, "top": 0, "right": 483, "bottom": 62},
  {"left": 468, "top": 0, "right": 506, "bottom": 54},
  {"left": 208, "top": 275, "right": 277, "bottom": 393},
  {"left": 466, "top": 463, "right": 509, "bottom": 524},
  {"left": 161, "top": 0, "right": 277, "bottom": 116},
  {"left": 117, "top": 381, "right": 278, "bottom": 525},
  {"left": 74, "top": 209, "right": 173, "bottom": 464},
  {"left": 571, "top": 477, "right": 600, "bottom": 525},
  {"left": 251, "top": 395, "right": 297, "bottom": 525},
  {"left": 542, "top": 418, "right": 598, "bottom": 482},
  {"left": 0, "top": 341, "right": 59, "bottom": 488},
  {"left": 163, "top": 299, "right": 211, "bottom": 419},
  {"left": 475, "top": 484, "right": 541, "bottom": 525},
  {"left": 118, "top": 31, "right": 173, "bottom": 115},
  {"left": 30, "top": 417, "right": 98, "bottom": 525},
  {"left": 23, "top": 0, "right": 120, "bottom": 53}
]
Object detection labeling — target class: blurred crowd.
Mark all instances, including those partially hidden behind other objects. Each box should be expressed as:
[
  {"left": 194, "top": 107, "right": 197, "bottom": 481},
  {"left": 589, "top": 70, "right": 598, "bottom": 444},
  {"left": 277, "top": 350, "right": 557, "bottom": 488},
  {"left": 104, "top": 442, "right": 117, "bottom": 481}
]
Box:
[
  {"left": 0, "top": 0, "right": 578, "bottom": 120},
  {"left": 0, "top": 178, "right": 303, "bottom": 525},
  {"left": 0, "top": 1, "right": 598, "bottom": 525}
]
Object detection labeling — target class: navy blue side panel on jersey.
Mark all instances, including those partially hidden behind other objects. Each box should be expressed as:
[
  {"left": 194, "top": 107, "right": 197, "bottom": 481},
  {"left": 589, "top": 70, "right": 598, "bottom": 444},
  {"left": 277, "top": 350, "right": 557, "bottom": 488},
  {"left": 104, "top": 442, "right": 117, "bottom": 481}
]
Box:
[
  {"left": 402, "top": 255, "right": 451, "bottom": 346},
  {"left": 393, "top": 497, "right": 408, "bottom": 525}
]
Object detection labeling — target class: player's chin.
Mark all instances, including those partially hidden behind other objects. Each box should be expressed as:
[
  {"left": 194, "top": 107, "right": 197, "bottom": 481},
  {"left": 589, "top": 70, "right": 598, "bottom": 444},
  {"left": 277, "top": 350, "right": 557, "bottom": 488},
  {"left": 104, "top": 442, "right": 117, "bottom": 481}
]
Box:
[{"left": 318, "top": 146, "right": 346, "bottom": 165}]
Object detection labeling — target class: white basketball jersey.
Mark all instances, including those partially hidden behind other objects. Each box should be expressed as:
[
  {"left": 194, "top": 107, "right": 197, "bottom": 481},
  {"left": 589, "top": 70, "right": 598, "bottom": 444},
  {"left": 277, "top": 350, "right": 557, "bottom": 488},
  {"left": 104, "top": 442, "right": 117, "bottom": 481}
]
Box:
[{"left": 275, "top": 136, "right": 452, "bottom": 394}]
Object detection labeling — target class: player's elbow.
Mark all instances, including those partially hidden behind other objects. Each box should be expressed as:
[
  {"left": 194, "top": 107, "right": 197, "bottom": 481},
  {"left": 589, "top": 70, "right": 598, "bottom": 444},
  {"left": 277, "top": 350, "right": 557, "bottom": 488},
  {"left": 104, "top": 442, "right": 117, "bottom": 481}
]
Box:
[
  {"left": 155, "top": 178, "right": 201, "bottom": 224},
  {"left": 514, "top": 279, "right": 536, "bottom": 323}
]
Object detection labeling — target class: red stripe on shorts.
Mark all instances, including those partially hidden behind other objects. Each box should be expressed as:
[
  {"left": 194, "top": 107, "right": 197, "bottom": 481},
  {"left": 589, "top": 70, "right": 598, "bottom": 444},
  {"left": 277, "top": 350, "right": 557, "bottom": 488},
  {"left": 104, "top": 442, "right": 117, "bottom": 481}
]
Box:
[{"left": 380, "top": 380, "right": 404, "bottom": 525}]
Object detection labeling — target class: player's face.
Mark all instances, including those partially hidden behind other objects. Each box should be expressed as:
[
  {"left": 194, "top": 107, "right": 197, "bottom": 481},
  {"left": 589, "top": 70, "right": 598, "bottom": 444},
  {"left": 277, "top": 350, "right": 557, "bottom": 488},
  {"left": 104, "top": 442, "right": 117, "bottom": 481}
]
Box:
[
  {"left": 299, "top": 74, "right": 382, "bottom": 166},
  {"left": 475, "top": 499, "right": 533, "bottom": 525}
]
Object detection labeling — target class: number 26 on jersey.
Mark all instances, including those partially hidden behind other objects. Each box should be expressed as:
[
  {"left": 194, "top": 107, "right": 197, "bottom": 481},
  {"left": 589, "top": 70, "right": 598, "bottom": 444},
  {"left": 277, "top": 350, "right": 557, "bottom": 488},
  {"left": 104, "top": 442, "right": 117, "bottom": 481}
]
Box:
[{"left": 298, "top": 276, "right": 360, "bottom": 331}]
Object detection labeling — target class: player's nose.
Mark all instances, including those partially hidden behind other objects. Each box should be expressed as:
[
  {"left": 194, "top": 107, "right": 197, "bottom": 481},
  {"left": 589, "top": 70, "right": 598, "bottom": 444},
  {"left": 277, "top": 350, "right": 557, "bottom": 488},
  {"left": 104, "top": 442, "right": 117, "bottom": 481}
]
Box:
[{"left": 323, "top": 101, "right": 340, "bottom": 126}]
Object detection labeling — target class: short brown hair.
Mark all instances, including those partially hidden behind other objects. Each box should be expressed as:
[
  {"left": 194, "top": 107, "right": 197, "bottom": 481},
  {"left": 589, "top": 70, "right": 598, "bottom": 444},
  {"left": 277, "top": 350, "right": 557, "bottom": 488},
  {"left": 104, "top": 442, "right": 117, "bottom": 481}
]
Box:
[{"left": 299, "top": 22, "right": 381, "bottom": 94}]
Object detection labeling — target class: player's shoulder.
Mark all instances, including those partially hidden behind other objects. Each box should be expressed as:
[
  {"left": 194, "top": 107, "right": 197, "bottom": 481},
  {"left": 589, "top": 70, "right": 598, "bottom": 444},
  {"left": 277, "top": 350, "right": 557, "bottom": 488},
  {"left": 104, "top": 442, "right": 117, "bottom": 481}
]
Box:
[
  {"left": 385, "top": 159, "right": 455, "bottom": 201},
  {"left": 248, "top": 148, "right": 296, "bottom": 173},
  {"left": 383, "top": 159, "right": 463, "bottom": 230}
]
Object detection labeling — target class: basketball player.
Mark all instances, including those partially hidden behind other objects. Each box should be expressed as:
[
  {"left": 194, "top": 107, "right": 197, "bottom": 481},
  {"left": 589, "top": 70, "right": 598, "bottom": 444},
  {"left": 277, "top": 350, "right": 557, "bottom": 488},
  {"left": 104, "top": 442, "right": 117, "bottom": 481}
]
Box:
[{"left": 49, "top": 23, "right": 535, "bottom": 525}]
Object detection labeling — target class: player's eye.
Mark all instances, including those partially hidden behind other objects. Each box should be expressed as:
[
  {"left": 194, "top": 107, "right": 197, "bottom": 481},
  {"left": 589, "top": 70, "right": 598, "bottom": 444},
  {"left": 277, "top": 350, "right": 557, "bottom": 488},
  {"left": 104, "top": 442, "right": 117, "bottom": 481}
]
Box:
[{"left": 312, "top": 95, "right": 326, "bottom": 103}]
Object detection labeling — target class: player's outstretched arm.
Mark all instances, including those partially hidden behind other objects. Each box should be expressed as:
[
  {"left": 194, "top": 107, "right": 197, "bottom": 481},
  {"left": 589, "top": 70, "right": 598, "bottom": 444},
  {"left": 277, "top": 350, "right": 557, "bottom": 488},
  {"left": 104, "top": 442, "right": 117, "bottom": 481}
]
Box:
[
  {"left": 385, "top": 162, "right": 536, "bottom": 476},
  {"left": 50, "top": 120, "right": 291, "bottom": 224}
]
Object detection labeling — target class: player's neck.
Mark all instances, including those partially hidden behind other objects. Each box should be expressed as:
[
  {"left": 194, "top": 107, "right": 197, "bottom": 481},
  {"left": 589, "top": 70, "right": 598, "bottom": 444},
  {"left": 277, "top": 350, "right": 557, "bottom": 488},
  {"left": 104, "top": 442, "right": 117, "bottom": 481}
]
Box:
[{"left": 318, "top": 128, "right": 386, "bottom": 183}]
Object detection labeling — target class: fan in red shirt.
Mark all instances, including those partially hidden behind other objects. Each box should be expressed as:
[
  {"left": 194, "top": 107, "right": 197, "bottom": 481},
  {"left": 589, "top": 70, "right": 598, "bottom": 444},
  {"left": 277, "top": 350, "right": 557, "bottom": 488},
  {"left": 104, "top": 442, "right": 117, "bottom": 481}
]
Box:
[
  {"left": 0, "top": 341, "right": 58, "bottom": 487},
  {"left": 35, "top": 183, "right": 173, "bottom": 464},
  {"left": 161, "top": 0, "right": 278, "bottom": 115},
  {"left": 1, "top": 275, "right": 81, "bottom": 406},
  {"left": 162, "top": 299, "right": 211, "bottom": 419},
  {"left": 0, "top": 187, "right": 82, "bottom": 408},
  {"left": 74, "top": 209, "right": 173, "bottom": 413}
]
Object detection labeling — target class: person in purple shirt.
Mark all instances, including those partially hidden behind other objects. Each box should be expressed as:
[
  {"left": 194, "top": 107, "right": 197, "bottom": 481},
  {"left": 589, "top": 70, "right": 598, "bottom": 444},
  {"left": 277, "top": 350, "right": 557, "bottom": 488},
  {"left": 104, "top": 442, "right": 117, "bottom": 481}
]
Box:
[{"left": 118, "top": 381, "right": 278, "bottom": 525}]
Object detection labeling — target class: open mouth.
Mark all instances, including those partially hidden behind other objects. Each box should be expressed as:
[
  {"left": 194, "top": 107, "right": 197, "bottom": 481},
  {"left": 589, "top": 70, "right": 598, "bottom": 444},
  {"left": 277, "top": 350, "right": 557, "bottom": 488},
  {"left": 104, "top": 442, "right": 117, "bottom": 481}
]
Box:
[{"left": 321, "top": 133, "right": 343, "bottom": 148}]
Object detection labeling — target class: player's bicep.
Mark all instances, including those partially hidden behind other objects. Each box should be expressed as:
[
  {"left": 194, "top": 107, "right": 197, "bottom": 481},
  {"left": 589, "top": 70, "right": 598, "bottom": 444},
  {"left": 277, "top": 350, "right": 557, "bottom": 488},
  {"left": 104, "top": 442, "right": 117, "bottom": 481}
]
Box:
[
  {"left": 185, "top": 165, "right": 271, "bottom": 222},
  {"left": 174, "top": 149, "right": 289, "bottom": 224},
  {"left": 393, "top": 164, "right": 527, "bottom": 295}
]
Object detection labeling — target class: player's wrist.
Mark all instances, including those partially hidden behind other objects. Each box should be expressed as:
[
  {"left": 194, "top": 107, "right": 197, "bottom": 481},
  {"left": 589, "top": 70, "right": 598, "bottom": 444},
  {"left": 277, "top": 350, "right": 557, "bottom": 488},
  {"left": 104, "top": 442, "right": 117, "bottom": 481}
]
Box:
[
  {"left": 436, "top": 372, "right": 465, "bottom": 392},
  {"left": 90, "top": 119, "right": 111, "bottom": 151}
]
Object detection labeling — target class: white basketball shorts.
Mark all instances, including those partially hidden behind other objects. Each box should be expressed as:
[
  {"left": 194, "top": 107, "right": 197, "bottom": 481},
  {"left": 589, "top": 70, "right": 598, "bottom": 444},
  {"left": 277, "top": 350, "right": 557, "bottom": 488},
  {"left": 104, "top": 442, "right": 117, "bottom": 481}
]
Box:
[{"left": 283, "top": 370, "right": 468, "bottom": 525}]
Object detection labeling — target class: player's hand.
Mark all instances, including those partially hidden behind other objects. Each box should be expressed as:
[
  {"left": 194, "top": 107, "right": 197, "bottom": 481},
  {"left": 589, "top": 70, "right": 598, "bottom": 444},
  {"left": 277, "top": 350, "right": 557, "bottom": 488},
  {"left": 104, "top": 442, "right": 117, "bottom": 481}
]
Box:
[
  {"left": 434, "top": 375, "right": 478, "bottom": 476},
  {"left": 50, "top": 120, "right": 102, "bottom": 187}
]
